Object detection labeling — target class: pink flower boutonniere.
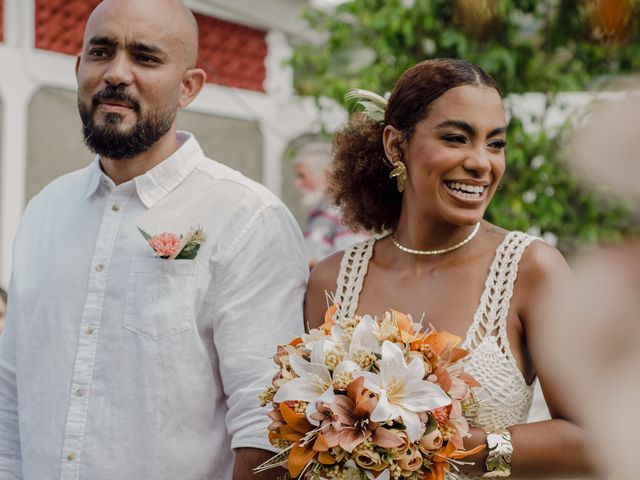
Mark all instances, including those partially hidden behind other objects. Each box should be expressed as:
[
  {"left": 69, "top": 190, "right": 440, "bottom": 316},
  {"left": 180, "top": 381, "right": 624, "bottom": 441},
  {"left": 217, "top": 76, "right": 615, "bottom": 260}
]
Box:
[{"left": 138, "top": 227, "right": 207, "bottom": 260}]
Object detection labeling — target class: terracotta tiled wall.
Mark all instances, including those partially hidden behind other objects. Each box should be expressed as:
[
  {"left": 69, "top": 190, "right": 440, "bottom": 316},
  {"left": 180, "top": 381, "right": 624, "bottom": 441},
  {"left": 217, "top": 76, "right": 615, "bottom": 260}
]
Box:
[
  {"left": 0, "top": 0, "right": 4, "bottom": 43},
  {"left": 33, "top": 0, "right": 268, "bottom": 92},
  {"left": 35, "top": 0, "right": 100, "bottom": 55},
  {"left": 195, "top": 14, "right": 267, "bottom": 92}
]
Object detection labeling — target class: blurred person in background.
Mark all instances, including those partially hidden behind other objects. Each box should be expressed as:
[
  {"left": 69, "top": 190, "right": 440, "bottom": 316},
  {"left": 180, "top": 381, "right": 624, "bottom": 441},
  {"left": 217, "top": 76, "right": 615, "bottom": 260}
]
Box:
[
  {"left": 0, "top": 288, "right": 7, "bottom": 335},
  {"left": 541, "top": 95, "right": 640, "bottom": 480},
  {"left": 294, "top": 141, "right": 368, "bottom": 268}
]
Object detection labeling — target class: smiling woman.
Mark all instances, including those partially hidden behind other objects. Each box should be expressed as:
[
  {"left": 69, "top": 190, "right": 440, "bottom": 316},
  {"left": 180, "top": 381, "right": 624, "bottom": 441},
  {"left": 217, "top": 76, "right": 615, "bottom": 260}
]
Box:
[{"left": 305, "top": 59, "right": 595, "bottom": 479}]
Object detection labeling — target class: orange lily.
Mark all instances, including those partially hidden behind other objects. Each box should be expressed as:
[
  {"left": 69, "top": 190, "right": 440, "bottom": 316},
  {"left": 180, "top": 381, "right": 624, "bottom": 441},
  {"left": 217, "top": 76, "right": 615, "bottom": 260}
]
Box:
[
  {"left": 412, "top": 330, "right": 461, "bottom": 356},
  {"left": 268, "top": 403, "right": 313, "bottom": 445},
  {"left": 269, "top": 403, "right": 335, "bottom": 478},
  {"left": 390, "top": 309, "right": 415, "bottom": 335},
  {"left": 320, "top": 304, "right": 337, "bottom": 334},
  {"left": 288, "top": 431, "right": 335, "bottom": 477},
  {"left": 424, "top": 441, "right": 486, "bottom": 480},
  {"left": 448, "top": 346, "right": 469, "bottom": 363}
]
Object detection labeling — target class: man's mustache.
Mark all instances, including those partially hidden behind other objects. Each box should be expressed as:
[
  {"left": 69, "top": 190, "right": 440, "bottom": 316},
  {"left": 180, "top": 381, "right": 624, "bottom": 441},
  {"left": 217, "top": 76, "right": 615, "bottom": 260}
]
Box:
[{"left": 91, "top": 87, "right": 141, "bottom": 113}]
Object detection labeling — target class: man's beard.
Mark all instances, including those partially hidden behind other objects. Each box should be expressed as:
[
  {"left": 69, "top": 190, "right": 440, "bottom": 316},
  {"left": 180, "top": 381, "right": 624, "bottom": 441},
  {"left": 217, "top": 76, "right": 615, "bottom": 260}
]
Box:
[{"left": 79, "top": 86, "right": 175, "bottom": 160}]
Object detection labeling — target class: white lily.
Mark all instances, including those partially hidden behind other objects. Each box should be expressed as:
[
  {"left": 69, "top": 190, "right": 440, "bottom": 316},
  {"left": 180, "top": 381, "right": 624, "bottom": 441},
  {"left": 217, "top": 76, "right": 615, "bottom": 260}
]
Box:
[
  {"left": 363, "top": 341, "right": 451, "bottom": 442},
  {"left": 273, "top": 352, "right": 335, "bottom": 424},
  {"left": 274, "top": 341, "right": 361, "bottom": 425},
  {"left": 349, "top": 315, "right": 381, "bottom": 356},
  {"left": 302, "top": 319, "right": 352, "bottom": 352},
  {"left": 300, "top": 327, "right": 330, "bottom": 350}
]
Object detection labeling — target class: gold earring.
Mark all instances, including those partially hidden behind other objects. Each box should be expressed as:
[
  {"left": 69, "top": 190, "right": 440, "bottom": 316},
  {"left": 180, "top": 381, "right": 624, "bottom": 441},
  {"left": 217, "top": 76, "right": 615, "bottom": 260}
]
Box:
[{"left": 390, "top": 160, "right": 407, "bottom": 192}]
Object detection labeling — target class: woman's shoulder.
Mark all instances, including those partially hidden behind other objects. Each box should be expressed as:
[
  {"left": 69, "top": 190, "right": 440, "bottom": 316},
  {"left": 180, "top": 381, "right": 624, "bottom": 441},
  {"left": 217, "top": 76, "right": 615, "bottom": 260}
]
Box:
[
  {"left": 485, "top": 224, "right": 566, "bottom": 272},
  {"left": 518, "top": 235, "right": 569, "bottom": 283},
  {"left": 305, "top": 250, "right": 345, "bottom": 330},
  {"left": 309, "top": 237, "right": 376, "bottom": 288},
  {"left": 511, "top": 233, "right": 571, "bottom": 326},
  {"left": 308, "top": 250, "right": 344, "bottom": 295},
  {"left": 483, "top": 224, "right": 569, "bottom": 294}
]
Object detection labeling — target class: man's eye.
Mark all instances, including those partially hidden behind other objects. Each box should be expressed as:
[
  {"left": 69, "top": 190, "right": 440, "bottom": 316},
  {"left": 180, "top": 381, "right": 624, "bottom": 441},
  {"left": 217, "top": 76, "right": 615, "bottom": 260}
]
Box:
[
  {"left": 89, "top": 49, "right": 109, "bottom": 58},
  {"left": 136, "top": 54, "right": 159, "bottom": 64}
]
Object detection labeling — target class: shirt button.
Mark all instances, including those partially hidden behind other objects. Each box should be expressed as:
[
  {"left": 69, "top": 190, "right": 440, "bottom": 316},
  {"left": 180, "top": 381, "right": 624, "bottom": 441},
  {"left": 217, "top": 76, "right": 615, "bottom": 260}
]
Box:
[
  {"left": 85, "top": 327, "right": 95, "bottom": 335},
  {"left": 67, "top": 452, "right": 76, "bottom": 461},
  {"left": 95, "top": 264, "right": 104, "bottom": 272},
  {"left": 75, "top": 388, "right": 85, "bottom": 397},
  {"left": 112, "top": 204, "right": 120, "bottom": 212}
]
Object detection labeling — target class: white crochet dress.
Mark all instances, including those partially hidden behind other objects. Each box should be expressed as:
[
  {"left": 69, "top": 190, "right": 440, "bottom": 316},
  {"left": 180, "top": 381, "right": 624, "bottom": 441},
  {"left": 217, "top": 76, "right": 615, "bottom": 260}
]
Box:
[{"left": 333, "top": 231, "right": 536, "bottom": 480}]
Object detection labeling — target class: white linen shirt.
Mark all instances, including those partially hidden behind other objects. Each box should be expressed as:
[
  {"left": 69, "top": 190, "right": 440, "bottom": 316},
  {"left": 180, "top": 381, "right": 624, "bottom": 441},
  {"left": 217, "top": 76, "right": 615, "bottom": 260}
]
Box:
[{"left": 0, "top": 132, "right": 308, "bottom": 480}]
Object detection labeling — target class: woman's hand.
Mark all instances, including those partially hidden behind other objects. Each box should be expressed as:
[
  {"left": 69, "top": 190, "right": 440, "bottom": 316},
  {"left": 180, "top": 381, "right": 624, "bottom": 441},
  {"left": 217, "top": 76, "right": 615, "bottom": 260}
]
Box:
[{"left": 457, "top": 426, "right": 489, "bottom": 476}]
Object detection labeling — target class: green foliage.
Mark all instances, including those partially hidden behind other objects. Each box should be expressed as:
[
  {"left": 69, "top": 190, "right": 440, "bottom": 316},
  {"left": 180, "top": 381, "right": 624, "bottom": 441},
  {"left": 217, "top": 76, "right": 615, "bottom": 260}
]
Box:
[
  {"left": 488, "top": 115, "right": 635, "bottom": 251},
  {"left": 291, "top": 0, "right": 640, "bottom": 251}
]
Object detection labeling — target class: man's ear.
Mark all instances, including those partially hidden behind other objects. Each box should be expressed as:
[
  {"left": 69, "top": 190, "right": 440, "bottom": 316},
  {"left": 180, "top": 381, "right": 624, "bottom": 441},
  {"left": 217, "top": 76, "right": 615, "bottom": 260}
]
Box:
[
  {"left": 178, "top": 68, "right": 207, "bottom": 108},
  {"left": 382, "top": 124, "right": 405, "bottom": 163},
  {"left": 75, "top": 55, "right": 82, "bottom": 78}
]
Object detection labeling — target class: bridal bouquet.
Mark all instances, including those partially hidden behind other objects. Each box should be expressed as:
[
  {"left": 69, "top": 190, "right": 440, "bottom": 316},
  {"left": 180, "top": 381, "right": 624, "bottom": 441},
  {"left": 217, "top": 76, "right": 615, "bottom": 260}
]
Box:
[{"left": 258, "top": 306, "right": 484, "bottom": 479}]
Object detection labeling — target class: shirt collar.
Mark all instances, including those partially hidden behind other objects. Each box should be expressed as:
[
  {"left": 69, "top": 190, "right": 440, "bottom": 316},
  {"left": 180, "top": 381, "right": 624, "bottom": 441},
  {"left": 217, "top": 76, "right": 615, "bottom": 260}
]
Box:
[
  {"left": 83, "top": 132, "right": 204, "bottom": 208},
  {"left": 84, "top": 157, "right": 103, "bottom": 199}
]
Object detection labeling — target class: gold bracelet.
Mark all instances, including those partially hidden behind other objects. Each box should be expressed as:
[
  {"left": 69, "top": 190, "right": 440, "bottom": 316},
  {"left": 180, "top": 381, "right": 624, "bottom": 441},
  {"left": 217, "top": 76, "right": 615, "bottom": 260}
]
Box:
[{"left": 483, "top": 429, "right": 512, "bottom": 478}]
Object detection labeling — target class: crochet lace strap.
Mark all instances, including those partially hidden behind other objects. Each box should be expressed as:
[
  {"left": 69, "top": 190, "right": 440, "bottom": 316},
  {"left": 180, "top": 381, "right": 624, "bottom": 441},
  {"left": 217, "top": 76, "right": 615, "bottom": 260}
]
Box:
[
  {"left": 334, "top": 238, "right": 375, "bottom": 318},
  {"left": 464, "top": 231, "right": 536, "bottom": 356}
]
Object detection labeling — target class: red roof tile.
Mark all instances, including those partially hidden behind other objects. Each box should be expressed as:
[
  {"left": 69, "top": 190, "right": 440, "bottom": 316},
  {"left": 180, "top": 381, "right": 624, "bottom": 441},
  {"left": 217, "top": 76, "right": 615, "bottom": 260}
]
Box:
[
  {"left": 33, "top": 0, "right": 268, "bottom": 92},
  {"left": 0, "top": 0, "right": 4, "bottom": 43},
  {"left": 35, "top": 0, "right": 100, "bottom": 55},
  {"left": 195, "top": 14, "right": 267, "bottom": 92}
]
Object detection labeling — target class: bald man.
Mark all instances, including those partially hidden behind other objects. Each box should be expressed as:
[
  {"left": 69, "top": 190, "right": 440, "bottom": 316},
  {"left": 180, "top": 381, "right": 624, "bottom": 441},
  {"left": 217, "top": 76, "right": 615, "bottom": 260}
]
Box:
[{"left": 0, "top": 1, "right": 307, "bottom": 479}]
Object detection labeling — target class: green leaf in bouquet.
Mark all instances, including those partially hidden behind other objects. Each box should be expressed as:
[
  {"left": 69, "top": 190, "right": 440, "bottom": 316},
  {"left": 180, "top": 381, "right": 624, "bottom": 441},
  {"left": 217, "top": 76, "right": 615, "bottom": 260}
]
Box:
[
  {"left": 390, "top": 420, "right": 406, "bottom": 430},
  {"left": 424, "top": 414, "right": 439, "bottom": 433},
  {"left": 175, "top": 243, "right": 201, "bottom": 260}
]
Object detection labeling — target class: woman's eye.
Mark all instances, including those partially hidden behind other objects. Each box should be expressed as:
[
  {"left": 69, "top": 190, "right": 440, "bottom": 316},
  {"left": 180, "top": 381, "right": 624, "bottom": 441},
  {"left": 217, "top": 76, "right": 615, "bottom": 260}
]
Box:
[
  {"left": 442, "top": 135, "right": 467, "bottom": 144},
  {"left": 489, "top": 140, "right": 507, "bottom": 150}
]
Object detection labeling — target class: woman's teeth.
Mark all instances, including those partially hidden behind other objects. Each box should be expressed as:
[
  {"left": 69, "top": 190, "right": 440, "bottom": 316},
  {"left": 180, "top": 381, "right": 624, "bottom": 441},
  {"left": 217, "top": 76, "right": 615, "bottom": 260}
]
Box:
[{"left": 445, "top": 181, "right": 485, "bottom": 199}]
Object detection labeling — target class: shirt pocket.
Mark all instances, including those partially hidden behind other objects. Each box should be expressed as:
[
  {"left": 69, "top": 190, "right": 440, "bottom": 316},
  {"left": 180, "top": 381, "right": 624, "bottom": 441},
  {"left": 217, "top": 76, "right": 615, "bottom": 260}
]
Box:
[{"left": 123, "top": 257, "right": 196, "bottom": 341}]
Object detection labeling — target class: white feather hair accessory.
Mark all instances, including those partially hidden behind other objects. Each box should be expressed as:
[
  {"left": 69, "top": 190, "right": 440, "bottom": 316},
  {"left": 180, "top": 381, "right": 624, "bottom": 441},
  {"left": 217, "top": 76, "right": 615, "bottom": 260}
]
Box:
[{"left": 344, "top": 88, "right": 388, "bottom": 122}]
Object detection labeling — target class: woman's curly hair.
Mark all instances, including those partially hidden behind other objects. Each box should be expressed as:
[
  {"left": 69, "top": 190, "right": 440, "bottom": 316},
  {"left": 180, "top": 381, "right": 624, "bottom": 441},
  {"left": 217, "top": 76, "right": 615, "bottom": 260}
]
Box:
[{"left": 328, "top": 58, "right": 500, "bottom": 234}]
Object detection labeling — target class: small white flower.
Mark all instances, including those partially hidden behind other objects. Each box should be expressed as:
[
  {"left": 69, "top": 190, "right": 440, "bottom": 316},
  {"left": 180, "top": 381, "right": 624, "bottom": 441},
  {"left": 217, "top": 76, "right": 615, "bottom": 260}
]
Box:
[
  {"left": 527, "top": 225, "right": 541, "bottom": 237},
  {"left": 421, "top": 38, "right": 437, "bottom": 56},
  {"left": 301, "top": 328, "right": 329, "bottom": 349},
  {"left": 522, "top": 190, "right": 537, "bottom": 204},
  {"left": 543, "top": 231, "right": 558, "bottom": 247},
  {"left": 531, "top": 155, "right": 545, "bottom": 170}
]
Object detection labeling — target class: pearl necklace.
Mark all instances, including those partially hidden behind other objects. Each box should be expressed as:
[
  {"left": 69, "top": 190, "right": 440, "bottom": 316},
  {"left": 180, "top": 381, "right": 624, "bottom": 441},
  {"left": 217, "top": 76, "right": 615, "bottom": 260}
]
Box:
[{"left": 391, "top": 222, "right": 481, "bottom": 255}]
